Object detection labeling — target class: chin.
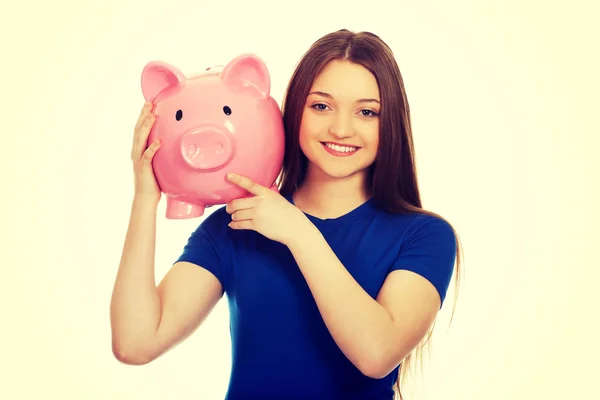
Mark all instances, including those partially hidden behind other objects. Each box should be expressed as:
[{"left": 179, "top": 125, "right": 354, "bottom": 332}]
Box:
[
  {"left": 307, "top": 155, "right": 374, "bottom": 181},
  {"left": 317, "top": 164, "right": 369, "bottom": 180}
]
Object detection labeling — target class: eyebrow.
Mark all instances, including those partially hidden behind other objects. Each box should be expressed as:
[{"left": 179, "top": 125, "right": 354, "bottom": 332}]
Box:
[{"left": 308, "top": 91, "right": 380, "bottom": 104}]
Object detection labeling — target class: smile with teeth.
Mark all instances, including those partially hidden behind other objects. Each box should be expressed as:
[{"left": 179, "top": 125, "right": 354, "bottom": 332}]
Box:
[{"left": 323, "top": 142, "right": 359, "bottom": 153}]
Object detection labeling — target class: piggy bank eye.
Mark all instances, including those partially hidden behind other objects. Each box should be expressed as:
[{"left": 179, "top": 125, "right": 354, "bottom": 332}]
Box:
[
  {"left": 175, "top": 110, "right": 183, "bottom": 121},
  {"left": 223, "top": 106, "right": 232, "bottom": 116}
]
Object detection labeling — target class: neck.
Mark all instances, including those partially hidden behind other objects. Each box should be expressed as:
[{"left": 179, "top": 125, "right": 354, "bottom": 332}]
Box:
[{"left": 293, "top": 166, "right": 371, "bottom": 219}]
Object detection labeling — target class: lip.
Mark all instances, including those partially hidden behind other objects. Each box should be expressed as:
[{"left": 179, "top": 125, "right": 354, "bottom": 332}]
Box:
[
  {"left": 321, "top": 142, "right": 360, "bottom": 157},
  {"left": 321, "top": 141, "right": 361, "bottom": 148}
]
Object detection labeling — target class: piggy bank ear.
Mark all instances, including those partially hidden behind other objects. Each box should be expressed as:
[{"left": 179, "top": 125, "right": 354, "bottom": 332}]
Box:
[
  {"left": 141, "top": 61, "right": 186, "bottom": 102},
  {"left": 221, "top": 54, "right": 271, "bottom": 97}
]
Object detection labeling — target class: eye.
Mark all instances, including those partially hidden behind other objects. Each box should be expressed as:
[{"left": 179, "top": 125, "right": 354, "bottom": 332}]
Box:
[
  {"left": 311, "top": 103, "right": 329, "bottom": 111},
  {"left": 175, "top": 110, "right": 183, "bottom": 121},
  {"left": 223, "top": 106, "right": 232, "bottom": 115},
  {"left": 360, "top": 109, "right": 379, "bottom": 117}
]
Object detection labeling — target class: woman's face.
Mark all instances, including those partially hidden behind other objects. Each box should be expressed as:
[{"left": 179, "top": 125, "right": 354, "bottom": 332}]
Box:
[{"left": 299, "top": 60, "right": 381, "bottom": 182}]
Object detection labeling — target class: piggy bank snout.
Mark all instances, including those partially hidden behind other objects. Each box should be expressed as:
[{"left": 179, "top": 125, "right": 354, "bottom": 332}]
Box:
[{"left": 180, "top": 127, "right": 234, "bottom": 171}]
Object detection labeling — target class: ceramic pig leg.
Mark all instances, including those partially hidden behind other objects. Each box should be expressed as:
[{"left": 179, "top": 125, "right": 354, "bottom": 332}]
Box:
[{"left": 166, "top": 196, "right": 206, "bottom": 219}]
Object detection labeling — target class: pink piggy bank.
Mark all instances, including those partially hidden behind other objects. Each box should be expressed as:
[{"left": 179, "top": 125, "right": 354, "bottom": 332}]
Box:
[{"left": 141, "top": 53, "right": 285, "bottom": 219}]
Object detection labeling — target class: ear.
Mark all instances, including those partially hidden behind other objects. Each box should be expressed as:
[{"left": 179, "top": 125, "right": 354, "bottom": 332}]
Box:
[
  {"left": 220, "top": 54, "right": 271, "bottom": 97},
  {"left": 141, "top": 61, "right": 186, "bottom": 102}
]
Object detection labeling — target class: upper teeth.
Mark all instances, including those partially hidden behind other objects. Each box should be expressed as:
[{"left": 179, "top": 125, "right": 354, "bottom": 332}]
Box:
[{"left": 325, "top": 143, "right": 357, "bottom": 153}]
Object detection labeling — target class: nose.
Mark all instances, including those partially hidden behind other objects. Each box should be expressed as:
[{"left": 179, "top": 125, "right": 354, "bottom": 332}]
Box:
[
  {"left": 328, "top": 113, "right": 354, "bottom": 139},
  {"left": 180, "top": 126, "right": 234, "bottom": 171}
]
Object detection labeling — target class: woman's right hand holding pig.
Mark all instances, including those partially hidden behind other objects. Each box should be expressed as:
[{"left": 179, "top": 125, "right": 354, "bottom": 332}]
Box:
[{"left": 131, "top": 102, "right": 162, "bottom": 205}]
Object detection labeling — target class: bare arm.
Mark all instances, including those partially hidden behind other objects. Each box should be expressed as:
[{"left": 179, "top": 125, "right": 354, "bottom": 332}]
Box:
[
  {"left": 109, "top": 196, "right": 162, "bottom": 363},
  {"left": 110, "top": 103, "right": 223, "bottom": 365},
  {"left": 286, "top": 220, "right": 442, "bottom": 379},
  {"left": 109, "top": 197, "right": 223, "bottom": 365}
]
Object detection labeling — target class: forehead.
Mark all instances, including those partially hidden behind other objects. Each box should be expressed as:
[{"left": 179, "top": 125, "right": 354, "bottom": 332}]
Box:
[{"left": 310, "top": 60, "right": 380, "bottom": 99}]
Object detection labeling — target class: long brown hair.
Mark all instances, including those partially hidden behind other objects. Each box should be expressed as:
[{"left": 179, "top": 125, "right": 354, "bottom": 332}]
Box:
[{"left": 278, "top": 29, "right": 464, "bottom": 399}]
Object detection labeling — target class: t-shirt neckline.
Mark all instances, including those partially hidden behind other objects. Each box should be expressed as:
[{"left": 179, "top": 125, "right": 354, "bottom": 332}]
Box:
[{"left": 286, "top": 193, "right": 377, "bottom": 225}]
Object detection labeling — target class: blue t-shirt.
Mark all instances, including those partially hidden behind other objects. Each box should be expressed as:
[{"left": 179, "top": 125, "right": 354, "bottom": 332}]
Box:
[{"left": 175, "top": 195, "right": 456, "bottom": 400}]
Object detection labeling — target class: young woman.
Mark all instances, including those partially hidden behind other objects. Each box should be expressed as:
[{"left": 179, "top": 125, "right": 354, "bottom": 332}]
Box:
[{"left": 111, "top": 29, "right": 462, "bottom": 400}]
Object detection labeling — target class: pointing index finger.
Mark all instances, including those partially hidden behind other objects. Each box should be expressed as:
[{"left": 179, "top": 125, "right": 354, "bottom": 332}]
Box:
[{"left": 227, "top": 173, "right": 267, "bottom": 196}]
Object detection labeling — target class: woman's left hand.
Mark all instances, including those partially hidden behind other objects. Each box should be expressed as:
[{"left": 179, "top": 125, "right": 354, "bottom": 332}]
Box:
[{"left": 225, "top": 173, "right": 308, "bottom": 245}]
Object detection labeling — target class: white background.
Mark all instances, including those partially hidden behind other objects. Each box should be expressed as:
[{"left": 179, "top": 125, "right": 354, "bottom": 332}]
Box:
[{"left": 1, "top": 0, "right": 598, "bottom": 399}]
